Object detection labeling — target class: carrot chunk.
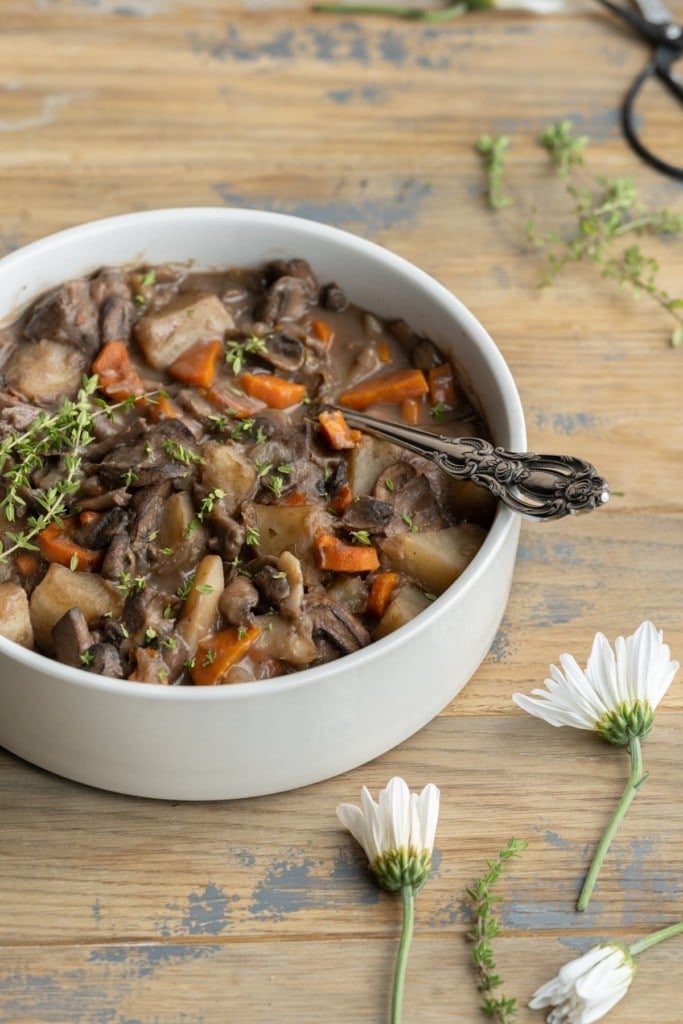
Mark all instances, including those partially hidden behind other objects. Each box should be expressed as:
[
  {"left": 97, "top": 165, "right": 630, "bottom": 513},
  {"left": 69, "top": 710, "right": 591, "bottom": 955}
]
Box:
[
  {"left": 366, "top": 572, "right": 399, "bottom": 617},
  {"left": 190, "top": 625, "right": 262, "bottom": 686},
  {"left": 400, "top": 398, "right": 420, "bottom": 425},
  {"left": 92, "top": 340, "right": 145, "bottom": 403},
  {"left": 37, "top": 520, "right": 102, "bottom": 572},
  {"left": 311, "top": 319, "right": 335, "bottom": 346},
  {"left": 314, "top": 532, "right": 380, "bottom": 573},
  {"left": 338, "top": 368, "right": 428, "bottom": 411},
  {"left": 168, "top": 339, "right": 223, "bottom": 389},
  {"left": 318, "top": 409, "right": 362, "bottom": 450},
  {"left": 328, "top": 483, "right": 354, "bottom": 515},
  {"left": 239, "top": 372, "right": 307, "bottom": 410},
  {"left": 428, "top": 363, "right": 456, "bottom": 406},
  {"left": 145, "top": 393, "right": 182, "bottom": 421},
  {"left": 377, "top": 340, "right": 391, "bottom": 364}
]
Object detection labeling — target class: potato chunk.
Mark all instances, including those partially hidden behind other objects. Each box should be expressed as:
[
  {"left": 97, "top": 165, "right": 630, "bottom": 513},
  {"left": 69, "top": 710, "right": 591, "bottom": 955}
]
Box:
[
  {"left": 4, "top": 339, "right": 86, "bottom": 403},
  {"left": 200, "top": 442, "right": 257, "bottom": 516},
  {"left": 347, "top": 435, "right": 403, "bottom": 497},
  {"left": 135, "top": 292, "right": 233, "bottom": 369},
  {"left": 375, "top": 583, "right": 431, "bottom": 639},
  {"left": 29, "top": 563, "right": 124, "bottom": 654},
  {"left": 0, "top": 582, "right": 34, "bottom": 648},
  {"left": 241, "top": 503, "right": 327, "bottom": 585},
  {"left": 380, "top": 523, "right": 486, "bottom": 594},
  {"left": 177, "top": 554, "right": 224, "bottom": 656}
]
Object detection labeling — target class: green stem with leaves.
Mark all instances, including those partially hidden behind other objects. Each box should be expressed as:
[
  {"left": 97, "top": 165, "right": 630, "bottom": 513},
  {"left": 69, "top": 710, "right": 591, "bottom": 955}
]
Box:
[
  {"left": 391, "top": 884, "right": 415, "bottom": 1024},
  {"left": 313, "top": 1, "right": 473, "bottom": 19},
  {"left": 577, "top": 735, "right": 646, "bottom": 912},
  {"left": 466, "top": 838, "right": 527, "bottom": 1023}
]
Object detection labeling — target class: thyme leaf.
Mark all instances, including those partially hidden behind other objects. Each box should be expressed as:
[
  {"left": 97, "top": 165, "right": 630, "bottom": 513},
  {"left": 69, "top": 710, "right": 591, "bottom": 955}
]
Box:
[{"left": 465, "top": 837, "right": 527, "bottom": 1024}]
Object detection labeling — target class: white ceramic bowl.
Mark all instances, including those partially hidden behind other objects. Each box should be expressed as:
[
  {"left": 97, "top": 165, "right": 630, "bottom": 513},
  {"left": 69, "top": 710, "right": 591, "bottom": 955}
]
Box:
[{"left": 0, "top": 208, "right": 525, "bottom": 800}]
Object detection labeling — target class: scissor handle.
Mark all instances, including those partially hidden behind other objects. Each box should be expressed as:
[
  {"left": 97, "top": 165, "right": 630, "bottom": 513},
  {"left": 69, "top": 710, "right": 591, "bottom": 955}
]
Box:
[{"left": 622, "top": 47, "right": 683, "bottom": 179}]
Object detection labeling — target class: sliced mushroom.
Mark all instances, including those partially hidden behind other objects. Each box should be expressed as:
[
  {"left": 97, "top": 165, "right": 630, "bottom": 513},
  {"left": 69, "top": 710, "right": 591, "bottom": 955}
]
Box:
[
  {"left": 410, "top": 336, "right": 444, "bottom": 372},
  {"left": 218, "top": 576, "right": 260, "bottom": 626},
  {"left": 341, "top": 496, "right": 393, "bottom": 534},
  {"left": 245, "top": 556, "right": 291, "bottom": 612},
  {"left": 265, "top": 258, "right": 318, "bottom": 300},
  {"left": 258, "top": 332, "right": 305, "bottom": 372},
  {"left": 256, "top": 276, "right": 312, "bottom": 325},
  {"left": 319, "top": 282, "right": 348, "bottom": 312},
  {"left": 304, "top": 593, "right": 371, "bottom": 663},
  {"left": 128, "top": 481, "right": 172, "bottom": 570},
  {"left": 83, "top": 642, "right": 124, "bottom": 679},
  {"left": 277, "top": 550, "right": 304, "bottom": 619},
  {"left": 250, "top": 612, "right": 318, "bottom": 668},
  {"left": 23, "top": 278, "right": 99, "bottom": 356},
  {"left": 99, "top": 293, "right": 135, "bottom": 346},
  {"left": 51, "top": 607, "right": 93, "bottom": 668},
  {"left": 373, "top": 460, "right": 417, "bottom": 501},
  {"left": 389, "top": 475, "right": 448, "bottom": 534}
]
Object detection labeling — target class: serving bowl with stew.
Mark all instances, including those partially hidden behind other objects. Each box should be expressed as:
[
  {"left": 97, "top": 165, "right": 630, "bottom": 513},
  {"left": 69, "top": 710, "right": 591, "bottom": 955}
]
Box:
[{"left": 0, "top": 208, "right": 525, "bottom": 800}]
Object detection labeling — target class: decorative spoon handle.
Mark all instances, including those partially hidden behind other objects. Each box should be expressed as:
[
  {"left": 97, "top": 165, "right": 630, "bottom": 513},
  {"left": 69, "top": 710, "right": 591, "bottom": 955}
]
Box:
[{"left": 329, "top": 406, "right": 609, "bottom": 521}]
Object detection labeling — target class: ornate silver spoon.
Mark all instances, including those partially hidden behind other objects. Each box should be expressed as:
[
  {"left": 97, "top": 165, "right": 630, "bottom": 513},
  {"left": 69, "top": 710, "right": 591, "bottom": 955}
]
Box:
[{"left": 325, "top": 404, "right": 609, "bottom": 521}]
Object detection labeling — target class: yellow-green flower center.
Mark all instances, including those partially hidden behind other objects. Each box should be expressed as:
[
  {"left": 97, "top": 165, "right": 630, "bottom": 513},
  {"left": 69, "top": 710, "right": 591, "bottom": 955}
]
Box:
[
  {"left": 371, "top": 846, "right": 432, "bottom": 893},
  {"left": 596, "top": 699, "right": 654, "bottom": 746}
]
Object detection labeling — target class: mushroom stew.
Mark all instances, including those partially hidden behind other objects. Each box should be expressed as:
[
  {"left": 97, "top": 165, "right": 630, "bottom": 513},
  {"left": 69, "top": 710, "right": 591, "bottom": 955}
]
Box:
[{"left": 0, "top": 258, "right": 496, "bottom": 685}]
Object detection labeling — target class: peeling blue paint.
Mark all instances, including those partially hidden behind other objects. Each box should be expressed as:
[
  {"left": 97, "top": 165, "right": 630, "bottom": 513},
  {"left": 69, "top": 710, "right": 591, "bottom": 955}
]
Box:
[
  {"left": 211, "top": 180, "right": 432, "bottom": 234},
  {"left": 534, "top": 410, "right": 600, "bottom": 435},
  {"left": 188, "top": 21, "right": 477, "bottom": 70},
  {"left": 180, "top": 882, "right": 236, "bottom": 935},
  {"left": 516, "top": 539, "right": 580, "bottom": 565},
  {"left": 92, "top": 897, "right": 102, "bottom": 921},
  {"left": 230, "top": 846, "right": 256, "bottom": 867},
  {"left": 248, "top": 855, "right": 319, "bottom": 920},
  {"left": 530, "top": 591, "right": 593, "bottom": 626},
  {"left": 488, "top": 627, "right": 512, "bottom": 663},
  {"left": 0, "top": 946, "right": 214, "bottom": 1022},
  {"left": 327, "top": 84, "right": 385, "bottom": 104}
]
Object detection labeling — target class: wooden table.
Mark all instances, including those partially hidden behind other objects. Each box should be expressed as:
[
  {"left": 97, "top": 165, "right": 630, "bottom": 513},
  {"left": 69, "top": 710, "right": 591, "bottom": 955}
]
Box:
[{"left": 1, "top": 2, "right": 681, "bottom": 1021}]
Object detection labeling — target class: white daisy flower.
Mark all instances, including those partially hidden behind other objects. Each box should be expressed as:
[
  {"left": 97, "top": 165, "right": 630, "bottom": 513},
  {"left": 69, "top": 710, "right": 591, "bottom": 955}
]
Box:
[
  {"left": 529, "top": 942, "right": 635, "bottom": 1023},
  {"left": 337, "top": 777, "right": 440, "bottom": 1024},
  {"left": 513, "top": 622, "right": 679, "bottom": 911},
  {"left": 513, "top": 621, "right": 679, "bottom": 745},
  {"left": 336, "top": 776, "right": 440, "bottom": 892}
]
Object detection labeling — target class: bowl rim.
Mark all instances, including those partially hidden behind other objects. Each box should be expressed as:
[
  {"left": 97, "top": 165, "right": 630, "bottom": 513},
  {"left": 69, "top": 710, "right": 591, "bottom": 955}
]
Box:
[{"left": 0, "top": 206, "right": 526, "bottom": 702}]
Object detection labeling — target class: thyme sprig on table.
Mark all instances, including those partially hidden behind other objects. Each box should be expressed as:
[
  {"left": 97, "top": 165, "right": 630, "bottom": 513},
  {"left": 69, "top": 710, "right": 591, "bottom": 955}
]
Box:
[
  {"left": 465, "top": 837, "right": 528, "bottom": 1023},
  {"left": 476, "top": 134, "right": 512, "bottom": 210},
  {"left": 476, "top": 121, "right": 683, "bottom": 346},
  {"left": 0, "top": 377, "right": 156, "bottom": 564}
]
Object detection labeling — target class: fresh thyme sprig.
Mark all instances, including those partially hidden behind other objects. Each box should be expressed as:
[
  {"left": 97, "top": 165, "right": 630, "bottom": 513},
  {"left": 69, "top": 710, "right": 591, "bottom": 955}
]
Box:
[
  {"left": 313, "top": 1, "right": 471, "bottom": 19},
  {"left": 476, "top": 134, "right": 512, "bottom": 210},
  {"left": 476, "top": 121, "right": 683, "bottom": 346},
  {"left": 0, "top": 376, "right": 158, "bottom": 564},
  {"left": 225, "top": 334, "right": 268, "bottom": 375},
  {"left": 465, "top": 837, "right": 527, "bottom": 1023}
]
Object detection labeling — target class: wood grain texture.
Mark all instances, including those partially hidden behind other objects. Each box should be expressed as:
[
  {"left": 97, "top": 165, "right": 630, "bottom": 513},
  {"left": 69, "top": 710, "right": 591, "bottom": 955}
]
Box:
[{"left": 0, "top": 0, "right": 681, "bottom": 1021}]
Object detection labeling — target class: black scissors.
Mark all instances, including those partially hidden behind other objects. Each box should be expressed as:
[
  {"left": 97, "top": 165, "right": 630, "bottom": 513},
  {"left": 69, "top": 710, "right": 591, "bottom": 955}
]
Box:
[{"left": 593, "top": 0, "right": 683, "bottom": 179}]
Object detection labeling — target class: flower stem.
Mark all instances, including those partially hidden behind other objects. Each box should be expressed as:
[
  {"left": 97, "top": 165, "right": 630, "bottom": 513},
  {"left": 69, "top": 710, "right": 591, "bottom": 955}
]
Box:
[
  {"left": 577, "top": 735, "right": 646, "bottom": 912},
  {"left": 630, "top": 920, "right": 683, "bottom": 956},
  {"left": 312, "top": 1, "right": 469, "bottom": 19},
  {"left": 391, "top": 884, "right": 415, "bottom": 1024}
]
